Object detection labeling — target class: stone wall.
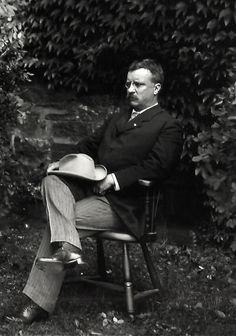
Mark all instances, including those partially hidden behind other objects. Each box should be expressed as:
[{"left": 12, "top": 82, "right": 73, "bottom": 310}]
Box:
[{"left": 18, "top": 82, "right": 122, "bottom": 160}]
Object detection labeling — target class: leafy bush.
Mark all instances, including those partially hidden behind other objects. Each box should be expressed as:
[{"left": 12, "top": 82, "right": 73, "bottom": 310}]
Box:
[
  {"left": 193, "top": 85, "right": 236, "bottom": 250},
  {"left": 23, "top": 0, "right": 235, "bottom": 139},
  {"left": 0, "top": 0, "right": 50, "bottom": 217},
  {"left": 22, "top": 0, "right": 236, "bottom": 245}
]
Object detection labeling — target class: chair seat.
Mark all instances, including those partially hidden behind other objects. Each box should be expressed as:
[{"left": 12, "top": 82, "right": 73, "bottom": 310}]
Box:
[{"left": 97, "top": 231, "right": 137, "bottom": 242}]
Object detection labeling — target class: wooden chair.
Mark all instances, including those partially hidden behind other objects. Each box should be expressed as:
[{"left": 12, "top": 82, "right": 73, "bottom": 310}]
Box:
[{"left": 67, "top": 179, "right": 163, "bottom": 316}]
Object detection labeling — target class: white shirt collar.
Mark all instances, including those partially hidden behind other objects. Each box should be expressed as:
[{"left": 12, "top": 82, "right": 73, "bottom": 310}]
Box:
[{"left": 130, "top": 102, "right": 158, "bottom": 120}]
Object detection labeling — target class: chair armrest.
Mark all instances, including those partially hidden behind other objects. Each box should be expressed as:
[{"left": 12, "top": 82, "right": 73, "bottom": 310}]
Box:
[{"left": 138, "top": 179, "right": 155, "bottom": 187}]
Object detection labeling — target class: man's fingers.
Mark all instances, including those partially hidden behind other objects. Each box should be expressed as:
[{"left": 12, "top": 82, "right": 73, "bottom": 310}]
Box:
[{"left": 93, "top": 185, "right": 105, "bottom": 195}]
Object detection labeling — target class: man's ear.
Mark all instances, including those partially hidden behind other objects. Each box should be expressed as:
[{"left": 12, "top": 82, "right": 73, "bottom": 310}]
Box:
[{"left": 154, "top": 83, "right": 161, "bottom": 95}]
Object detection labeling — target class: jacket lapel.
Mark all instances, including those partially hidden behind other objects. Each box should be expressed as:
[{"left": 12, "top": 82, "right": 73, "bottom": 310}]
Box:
[
  {"left": 115, "top": 111, "right": 131, "bottom": 134},
  {"left": 115, "top": 104, "right": 162, "bottom": 134},
  {"left": 124, "top": 104, "right": 162, "bottom": 131}
]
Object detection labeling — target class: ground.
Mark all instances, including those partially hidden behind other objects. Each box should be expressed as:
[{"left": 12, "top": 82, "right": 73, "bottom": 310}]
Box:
[{"left": 0, "top": 211, "right": 236, "bottom": 336}]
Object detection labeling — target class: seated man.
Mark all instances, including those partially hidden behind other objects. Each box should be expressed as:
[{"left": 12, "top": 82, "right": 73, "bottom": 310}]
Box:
[{"left": 17, "top": 58, "right": 183, "bottom": 323}]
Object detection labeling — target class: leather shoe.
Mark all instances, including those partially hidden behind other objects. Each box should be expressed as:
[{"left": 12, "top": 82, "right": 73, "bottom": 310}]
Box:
[
  {"left": 35, "top": 247, "right": 86, "bottom": 273},
  {"left": 6, "top": 302, "right": 49, "bottom": 324}
]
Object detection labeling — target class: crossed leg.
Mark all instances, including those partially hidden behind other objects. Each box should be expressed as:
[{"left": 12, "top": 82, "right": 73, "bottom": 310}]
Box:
[{"left": 23, "top": 175, "right": 122, "bottom": 313}]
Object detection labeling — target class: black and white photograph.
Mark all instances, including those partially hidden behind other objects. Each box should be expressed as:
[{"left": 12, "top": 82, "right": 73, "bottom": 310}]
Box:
[{"left": 0, "top": 1, "right": 235, "bottom": 335}]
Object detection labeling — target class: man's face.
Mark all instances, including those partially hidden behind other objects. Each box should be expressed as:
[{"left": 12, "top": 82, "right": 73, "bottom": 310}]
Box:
[{"left": 125, "top": 68, "right": 161, "bottom": 111}]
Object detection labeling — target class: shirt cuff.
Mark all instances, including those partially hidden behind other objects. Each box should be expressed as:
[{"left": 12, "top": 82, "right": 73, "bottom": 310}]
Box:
[{"left": 111, "top": 173, "right": 120, "bottom": 191}]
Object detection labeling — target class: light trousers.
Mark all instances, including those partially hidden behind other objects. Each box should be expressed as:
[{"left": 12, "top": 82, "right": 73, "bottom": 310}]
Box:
[{"left": 23, "top": 175, "right": 122, "bottom": 313}]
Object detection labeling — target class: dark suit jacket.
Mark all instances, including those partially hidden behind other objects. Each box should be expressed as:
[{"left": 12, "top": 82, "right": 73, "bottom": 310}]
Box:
[{"left": 75, "top": 104, "right": 183, "bottom": 238}]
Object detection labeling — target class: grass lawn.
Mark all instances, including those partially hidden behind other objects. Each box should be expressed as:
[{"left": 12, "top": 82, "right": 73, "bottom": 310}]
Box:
[{"left": 0, "top": 213, "right": 236, "bottom": 336}]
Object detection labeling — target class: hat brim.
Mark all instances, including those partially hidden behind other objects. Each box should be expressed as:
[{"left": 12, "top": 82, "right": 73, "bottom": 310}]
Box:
[{"left": 47, "top": 165, "right": 107, "bottom": 181}]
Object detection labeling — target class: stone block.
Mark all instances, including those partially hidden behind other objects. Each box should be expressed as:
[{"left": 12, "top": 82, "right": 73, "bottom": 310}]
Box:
[{"left": 52, "top": 120, "right": 88, "bottom": 143}]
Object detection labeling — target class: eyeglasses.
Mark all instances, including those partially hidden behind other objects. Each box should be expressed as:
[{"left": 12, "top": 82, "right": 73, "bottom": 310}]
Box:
[{"left": 125, "top": 81, "right": 144, "bottom": 90}]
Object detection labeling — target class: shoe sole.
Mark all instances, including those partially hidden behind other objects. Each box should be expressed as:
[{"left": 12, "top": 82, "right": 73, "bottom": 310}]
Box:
[{"left": 35, "top": 257, "right": 86, "bottom": 273}]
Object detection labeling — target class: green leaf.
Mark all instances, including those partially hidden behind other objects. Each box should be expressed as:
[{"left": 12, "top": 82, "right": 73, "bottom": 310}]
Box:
[
  {"left": 207, "top": 19, "right": 217, "bottom": 31},
  {"left": 226, "top": 219, "right": 236, "bottom": 229},
  {"left": 230, "top": 240, "right": 236, "bottom": 251},
  {"left": 219, "top": 8, "right": 232, "bottom": 26}
]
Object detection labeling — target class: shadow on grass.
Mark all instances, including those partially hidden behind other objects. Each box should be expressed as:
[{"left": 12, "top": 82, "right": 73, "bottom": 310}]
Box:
[{"left": 0, "top": 212, "right": 236, "bottom": 336}]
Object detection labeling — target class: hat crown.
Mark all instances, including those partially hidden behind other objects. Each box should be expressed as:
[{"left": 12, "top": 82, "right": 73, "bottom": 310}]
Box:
[
  {"left": 59, "top": 154, "right": 97, "bottom": 179},
  {"left": 48, "top": 154, "right": 107, "bottom": 181}
]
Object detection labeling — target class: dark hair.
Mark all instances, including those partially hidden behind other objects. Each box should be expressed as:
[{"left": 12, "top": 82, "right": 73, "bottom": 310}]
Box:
[{"left": 128, "top": 58, "right": 164, "bottom": 85}]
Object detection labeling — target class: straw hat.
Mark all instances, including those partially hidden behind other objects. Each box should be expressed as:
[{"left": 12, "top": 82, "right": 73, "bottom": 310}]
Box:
[{"left": 47, "top": 153, "right": 107, "bottom": 181}]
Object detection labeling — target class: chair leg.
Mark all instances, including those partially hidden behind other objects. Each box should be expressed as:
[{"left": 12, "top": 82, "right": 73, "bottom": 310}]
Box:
[
  {"left": 123, "top": 242, "right": 135, "bottom": 315},
  {"left": 141, "top": 242, "right": 163, "bottom": 291},
  {"left": 96, "top": 238, "right": 107, "bottom": 280}
]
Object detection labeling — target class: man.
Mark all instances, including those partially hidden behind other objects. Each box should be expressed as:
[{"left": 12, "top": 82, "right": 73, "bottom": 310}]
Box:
[{"left": 17, "top": 58, "right": 183, "bottom": 323}]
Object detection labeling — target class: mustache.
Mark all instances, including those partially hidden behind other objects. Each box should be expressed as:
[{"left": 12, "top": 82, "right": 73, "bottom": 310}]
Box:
[{"left": 127, "top": 93, "right": 137, "bottom": 99}]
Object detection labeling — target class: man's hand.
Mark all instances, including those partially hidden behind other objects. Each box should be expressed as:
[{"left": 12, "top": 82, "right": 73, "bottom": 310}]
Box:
[{"left": 93, "top": 174, "right": 115, "bottom": 195}]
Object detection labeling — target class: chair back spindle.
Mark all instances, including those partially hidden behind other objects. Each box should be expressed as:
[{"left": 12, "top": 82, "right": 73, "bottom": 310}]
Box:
[{"left": 139, "top": 179, "right": 161, "bottom": 242}]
